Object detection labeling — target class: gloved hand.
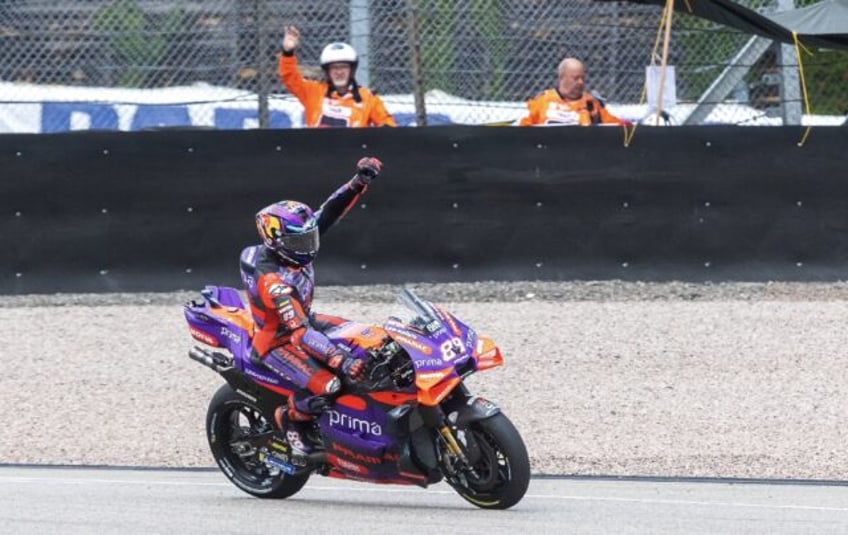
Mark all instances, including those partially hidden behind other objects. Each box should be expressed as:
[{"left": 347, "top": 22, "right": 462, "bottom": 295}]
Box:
[
  {"left": 341, "top": 357, "right": 367, "bottom": 382},
  {"left": 355, "top": 157, "right": 382, "bottom": 184},
  {"left": 328, "top": 351, "right": 367, "bottom": 382}
]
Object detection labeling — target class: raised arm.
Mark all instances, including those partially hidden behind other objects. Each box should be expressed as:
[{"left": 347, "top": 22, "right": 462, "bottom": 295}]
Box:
[
  {"left": 315, "top": 157, "right": 382, "bottom": 234},
  {"left": 278, "top": 25, "right": 320, "bottom": 105}
]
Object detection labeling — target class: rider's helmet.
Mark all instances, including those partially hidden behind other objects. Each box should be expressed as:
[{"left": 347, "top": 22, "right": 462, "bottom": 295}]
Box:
[
  {"left": 320, "top": 42, "right": 358, "bottom": 71},
  {"left": 255, "top": 201, "right": 319, "bottom": 266}
]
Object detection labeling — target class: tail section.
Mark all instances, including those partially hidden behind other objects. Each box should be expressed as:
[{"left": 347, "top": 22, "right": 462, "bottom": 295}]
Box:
[{"left": 184, "top": 285, "right": 254, "bottom": 357}]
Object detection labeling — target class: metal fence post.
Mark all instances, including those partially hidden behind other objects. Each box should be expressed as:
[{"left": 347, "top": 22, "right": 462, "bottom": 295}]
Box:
[
  {"left": 777, "top": 0, "right": 802, "bottom": 126},
  {"left": 255, "top": 0, "right": 270, "bottom": 128},
  {"left": 406, "top": 0, "right": 427, "bottom": 126},
  {"left": 350, "top": 0, "right": 370, "bottom": 88}
]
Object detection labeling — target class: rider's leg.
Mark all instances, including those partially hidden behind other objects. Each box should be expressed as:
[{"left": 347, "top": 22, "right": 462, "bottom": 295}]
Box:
[{"left": 261, "top": 345, "right": 340, "bottom": 452}]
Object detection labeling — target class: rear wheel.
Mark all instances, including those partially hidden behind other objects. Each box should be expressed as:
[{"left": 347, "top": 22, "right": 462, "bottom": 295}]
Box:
[
  {"left": 445, "top": 413, "right": 530, "bottom": 509},
  {"left": 206, "top": 384, "right": 309, "bottom": 499}
]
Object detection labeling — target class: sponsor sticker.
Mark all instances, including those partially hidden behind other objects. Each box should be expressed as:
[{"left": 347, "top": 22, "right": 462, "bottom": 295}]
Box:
[
  {"left": 331, "top": 443, "right": 381, "bottom": 465},
  {"left": 221, "top": 327, "right": 241, "bottom": 344},
  {"left": 332, "top": 455, "right": 366, "bottom": 475},
  {"left": 269, "top": 284, "right": 292, "bottom": 297},
  {"left": 438, "top": 307, "right": 462, "bottom": 336},
  {"left": 328, "top": 410, "right": 382, "bottom": 436},
  {"left": 388, "top": 331, "right": 433, "bottom": 355},
  {"left": 189, "top": 327, "right": 219, "bottom": 346},
  {"left": 414, "top": 358, "right": 445, "bottom": 369}
]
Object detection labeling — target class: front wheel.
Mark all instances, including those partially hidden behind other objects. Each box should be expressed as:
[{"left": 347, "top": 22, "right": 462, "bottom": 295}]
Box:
[
  {"left": 446, "top": 412, "right": 530, "bottom": 509},
  {"left": 206, "top": 384, "right": 309, "bottom": 499}
]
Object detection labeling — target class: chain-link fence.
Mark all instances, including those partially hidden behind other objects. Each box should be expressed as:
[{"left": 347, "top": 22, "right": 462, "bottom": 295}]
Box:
[{"left": 0, "top": 0, "right": 845, "bottom": 132}]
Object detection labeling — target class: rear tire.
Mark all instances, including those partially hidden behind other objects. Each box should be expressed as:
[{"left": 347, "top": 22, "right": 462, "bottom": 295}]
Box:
[
  {"left": 206, "top": 384, "right": 309, "bottom": 499},
  {"left": 448, "top": 412, "right": 530, "bottom": 509}
]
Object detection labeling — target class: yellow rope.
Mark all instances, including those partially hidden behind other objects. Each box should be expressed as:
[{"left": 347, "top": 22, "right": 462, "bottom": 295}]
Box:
[
  {"left": 623, "top": 89, "right": 643, "bottom": 147},
  {"left": 792, "top": 31, "right": 813, "bottom": 147},
  {"left": 624, "top": 0, "right": 673, "bottom": 147}
]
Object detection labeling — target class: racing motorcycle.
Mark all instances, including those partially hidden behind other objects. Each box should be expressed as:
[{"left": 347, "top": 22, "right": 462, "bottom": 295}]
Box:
[{"left": 184, "top": 286, "right": 530, "bottom": 509}]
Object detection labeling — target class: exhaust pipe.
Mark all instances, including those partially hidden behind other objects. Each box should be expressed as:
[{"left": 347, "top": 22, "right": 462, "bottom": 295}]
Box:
[
  {"left": 288, "top": 451, "right": 329, "bottom": 474},
  {"left": 188, "top": 346, "right": 232, "bottom": 372},
  {"left": 306, "top": 451, "right": 328, "bottom": 464}
]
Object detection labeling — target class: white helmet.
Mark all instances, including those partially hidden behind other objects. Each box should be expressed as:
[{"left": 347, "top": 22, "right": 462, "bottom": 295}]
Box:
[{"left": 320, "top": 42, "right": 358, "bottom": 68}]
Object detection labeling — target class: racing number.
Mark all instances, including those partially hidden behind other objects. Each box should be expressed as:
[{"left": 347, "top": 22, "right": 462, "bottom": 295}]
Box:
[{"left": 440, "top": 337, "right": 463, "bottom": 361}]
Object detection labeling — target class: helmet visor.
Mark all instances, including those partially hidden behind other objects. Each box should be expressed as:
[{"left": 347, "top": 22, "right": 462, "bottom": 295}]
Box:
[{"left": 279, "top": 227, "right": 319, "bottom": 255}]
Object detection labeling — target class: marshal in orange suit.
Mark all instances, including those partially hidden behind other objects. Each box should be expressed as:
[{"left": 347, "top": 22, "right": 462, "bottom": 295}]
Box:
[
  {"left": 519, "top": 57, "right": 629, "bottom": 127},
  {"left": 278, "top": 25, "right": 396, "bottom": 128}
]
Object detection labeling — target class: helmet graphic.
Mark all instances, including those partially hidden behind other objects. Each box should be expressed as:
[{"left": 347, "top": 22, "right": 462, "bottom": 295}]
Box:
[
  {"left": 320, "top": 42, "right": 358, "bottom": 69},
  {"left": 255, "top": 201, "right": 319, "bottom": 266}
]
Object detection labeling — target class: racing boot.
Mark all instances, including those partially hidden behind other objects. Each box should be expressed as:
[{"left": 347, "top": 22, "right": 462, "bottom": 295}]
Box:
[{"left": 274, "top": 392, "right": 332, "bottom": 458}]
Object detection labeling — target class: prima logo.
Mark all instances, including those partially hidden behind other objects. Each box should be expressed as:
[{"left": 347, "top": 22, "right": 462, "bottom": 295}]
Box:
[
  {"left": 221, "top": 327, "right": 241, "bottom": 344},
  {"left": 414, "top": 358, "right": 445, "bottom": 369},
  {"left": 328, "top": 410, "right": 382, "bottom": 436}
]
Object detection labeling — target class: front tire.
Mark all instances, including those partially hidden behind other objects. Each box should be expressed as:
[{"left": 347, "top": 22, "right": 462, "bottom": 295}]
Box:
[
  {"left": 206, "top": 384, "right": 309, "bottom": 499},
  {"left": 447, "top": 412, "right": 530, "bottom": 509}
]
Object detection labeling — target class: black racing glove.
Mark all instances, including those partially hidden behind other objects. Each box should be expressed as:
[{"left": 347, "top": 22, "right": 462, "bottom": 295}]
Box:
[
  {"left": 355, "top": 157, "right": 383, "bottom": 185},
  {"left": 327, "top": 351, "right": 367, "bottom": 382}
]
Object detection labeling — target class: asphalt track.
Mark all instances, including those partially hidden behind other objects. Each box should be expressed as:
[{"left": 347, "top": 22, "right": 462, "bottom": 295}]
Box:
[{"left": 1, "top": 467, "right": 847, "bottom": 534}]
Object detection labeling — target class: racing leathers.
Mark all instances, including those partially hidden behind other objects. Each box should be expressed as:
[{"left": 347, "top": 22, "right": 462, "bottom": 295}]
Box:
[{"left": 239, "top": 175, "right": 369, "bottom": 418}]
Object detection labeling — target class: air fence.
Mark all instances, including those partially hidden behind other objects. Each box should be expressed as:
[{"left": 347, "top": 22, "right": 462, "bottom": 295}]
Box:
[
  {"left": 2, "top": 125, "right": 847, "bottom": 294},
  {"left": 0, "top": 0, "right": 845, "bottom": 133}
]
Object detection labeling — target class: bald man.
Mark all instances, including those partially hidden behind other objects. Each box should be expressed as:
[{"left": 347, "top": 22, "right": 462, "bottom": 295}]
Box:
[{"left": 519, "top": 57, "right": 627, "bottom": 126}]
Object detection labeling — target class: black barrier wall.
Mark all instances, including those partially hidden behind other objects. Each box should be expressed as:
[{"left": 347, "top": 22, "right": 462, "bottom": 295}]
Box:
[{"left": 1, "top": 126, "right": 847, "bottom": 294}]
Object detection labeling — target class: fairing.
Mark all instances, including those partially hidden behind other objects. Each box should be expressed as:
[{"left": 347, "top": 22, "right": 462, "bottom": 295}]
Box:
[{"left": 184, "top": 285, "right": 504, "bottom": 484}]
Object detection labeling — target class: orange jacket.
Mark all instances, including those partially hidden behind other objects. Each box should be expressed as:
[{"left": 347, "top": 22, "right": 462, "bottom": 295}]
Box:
[
  {"left": 519, "top": 89, "right": 626, "bottom": 126},
  {"left": 278, "top": 54, "right": 397, "bottom": 128}
]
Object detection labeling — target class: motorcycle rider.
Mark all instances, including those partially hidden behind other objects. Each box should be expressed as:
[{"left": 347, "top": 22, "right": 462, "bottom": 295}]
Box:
[{"left": 239, "top": 156, "right": 383, "bottom": 453}]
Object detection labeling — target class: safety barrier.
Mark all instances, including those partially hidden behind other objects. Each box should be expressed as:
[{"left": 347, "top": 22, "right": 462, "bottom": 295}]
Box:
[{"left": 1, "top": 125, "right": 846, "bottom": 294}]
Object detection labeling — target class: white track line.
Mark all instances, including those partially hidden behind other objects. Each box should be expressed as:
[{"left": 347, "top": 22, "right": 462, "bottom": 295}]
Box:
[{"left": 1, "top": 475, "right": 846, "bottom": 513}]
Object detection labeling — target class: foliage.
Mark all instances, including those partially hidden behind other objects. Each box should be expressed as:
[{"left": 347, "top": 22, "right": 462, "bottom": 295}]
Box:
[
  {"left": 92, "top": 0, "right": 187, "bottom": 87},
  {"left": 801, "top": 48, "right": 848, "bottom": 114},
  {"left": 418, "top": 0, "right": 506, "bottom": 99},
  {"left": 674, "top": 0, "right": 847, "bottom": 114}
]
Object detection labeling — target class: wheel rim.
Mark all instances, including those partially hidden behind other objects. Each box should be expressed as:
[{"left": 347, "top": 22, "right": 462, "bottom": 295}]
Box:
[
  {"left": 217, "top": 402, "right": 279, "bottom": 486},
  {"left": 451, "top": 426, "right": 512, "bottom": 498},
  {"left": 468, "top": 427, "right": 511, "bottom": 491}
]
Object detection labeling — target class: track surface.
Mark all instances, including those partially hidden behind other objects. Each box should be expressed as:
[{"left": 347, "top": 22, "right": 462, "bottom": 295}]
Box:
[{"left": 1, "top": 466, "right": 847, "bottom": 534}]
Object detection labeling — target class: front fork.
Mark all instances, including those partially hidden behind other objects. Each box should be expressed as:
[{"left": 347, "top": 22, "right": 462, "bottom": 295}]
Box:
[
  {"left": 433, "top": 383, "right": 501, "bottom": 473},
  {"left": 438, "top": 425, "right": 469, "bottom": 465}
]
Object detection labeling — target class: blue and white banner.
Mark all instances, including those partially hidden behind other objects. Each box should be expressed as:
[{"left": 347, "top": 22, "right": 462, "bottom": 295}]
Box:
[
  {"left": 2, "top": 81, "right": 838, "bottom": 132},
  {"left": 0, "top": 82, "right": 527, "bottom": 133}
]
